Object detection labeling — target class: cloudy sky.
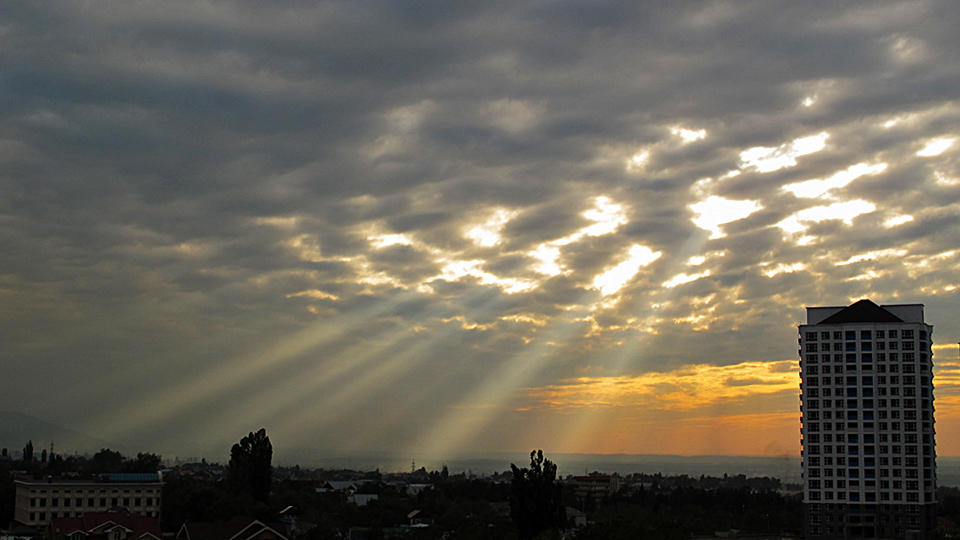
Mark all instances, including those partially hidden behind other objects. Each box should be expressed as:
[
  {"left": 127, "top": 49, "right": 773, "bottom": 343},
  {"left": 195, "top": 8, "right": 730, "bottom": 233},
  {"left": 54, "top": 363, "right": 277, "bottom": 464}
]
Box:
[{"left": 2, "top": 0, "right": 960, "bottom": 462}]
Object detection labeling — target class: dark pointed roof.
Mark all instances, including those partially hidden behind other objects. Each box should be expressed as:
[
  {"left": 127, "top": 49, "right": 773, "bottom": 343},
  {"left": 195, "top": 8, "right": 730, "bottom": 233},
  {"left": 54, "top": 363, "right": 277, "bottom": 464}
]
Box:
[{"left": 819, "top": 299, "right": 903, "bottom": 324}]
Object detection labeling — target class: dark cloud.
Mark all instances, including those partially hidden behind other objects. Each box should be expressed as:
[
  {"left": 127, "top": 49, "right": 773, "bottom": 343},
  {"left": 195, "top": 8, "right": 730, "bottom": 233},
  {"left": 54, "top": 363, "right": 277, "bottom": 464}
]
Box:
[{"left": 1, "top": 0, "right": 959, "bottom": 457}]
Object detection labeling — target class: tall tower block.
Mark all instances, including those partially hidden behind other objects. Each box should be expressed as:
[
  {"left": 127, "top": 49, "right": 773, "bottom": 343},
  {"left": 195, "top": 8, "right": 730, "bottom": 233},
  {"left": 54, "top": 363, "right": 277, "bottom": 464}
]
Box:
[{"left": 799, "top": 300, "right": 936, "bottom": 540}]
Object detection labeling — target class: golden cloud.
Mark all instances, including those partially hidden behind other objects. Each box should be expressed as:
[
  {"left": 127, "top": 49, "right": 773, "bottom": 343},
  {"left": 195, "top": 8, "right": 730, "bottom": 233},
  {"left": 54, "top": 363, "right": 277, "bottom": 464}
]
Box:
[{"left": 524, "top": 360, "right": 799, "bottom": 412}]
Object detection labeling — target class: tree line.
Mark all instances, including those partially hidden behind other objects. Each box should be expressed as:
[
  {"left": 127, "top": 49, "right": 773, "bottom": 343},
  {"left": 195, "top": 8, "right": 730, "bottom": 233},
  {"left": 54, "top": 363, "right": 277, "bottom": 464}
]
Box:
[{"left": 2, "top": 433, "right": 811, "bottom": 540}]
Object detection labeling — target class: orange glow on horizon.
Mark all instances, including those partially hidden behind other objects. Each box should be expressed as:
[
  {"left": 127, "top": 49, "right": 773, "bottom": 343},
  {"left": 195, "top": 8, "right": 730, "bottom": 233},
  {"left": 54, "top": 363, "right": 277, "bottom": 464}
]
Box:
[
  {"left": 503, "top": 357, "right": 960, "bottom": 457},
  {"left": 524, "top": 360, "right": 799, "bottom": 412}
]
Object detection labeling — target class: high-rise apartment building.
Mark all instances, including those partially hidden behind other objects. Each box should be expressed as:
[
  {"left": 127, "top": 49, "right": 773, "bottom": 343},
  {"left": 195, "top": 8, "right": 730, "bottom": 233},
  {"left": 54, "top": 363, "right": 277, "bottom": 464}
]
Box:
[{"left": 799, "top": 300, "right": 936, "bottom": 540}]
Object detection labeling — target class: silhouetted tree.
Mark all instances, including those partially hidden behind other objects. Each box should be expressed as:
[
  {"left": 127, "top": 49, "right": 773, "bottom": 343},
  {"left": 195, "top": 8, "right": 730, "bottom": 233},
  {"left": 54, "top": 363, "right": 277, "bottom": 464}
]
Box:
[
  {"left": 1, "top": 468, "right": 16, "bottom": 529},
  {"left": 22, "top": 441, "right": 33, "bottom": 463},
  {"left": 228, "top": 428, "right": 273, "bottom": 503},
  {"left": 128, "top": 452, "right": 162, "bottom": 472},
  {"left": 510, "top": 450, "right": 566, "bottom": 539},
  {"left": 91, "top": 449, "right": 125, "bottom": 472}
]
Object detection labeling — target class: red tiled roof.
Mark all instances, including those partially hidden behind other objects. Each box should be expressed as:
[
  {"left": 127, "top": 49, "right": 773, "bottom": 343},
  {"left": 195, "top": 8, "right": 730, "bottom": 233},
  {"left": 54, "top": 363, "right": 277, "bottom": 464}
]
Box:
[
  {"left": 179, "top": 517, "right": 287, "bottom": 540},
  {"left": 51, "top": 510, "right": 161, "bottom": 540}
]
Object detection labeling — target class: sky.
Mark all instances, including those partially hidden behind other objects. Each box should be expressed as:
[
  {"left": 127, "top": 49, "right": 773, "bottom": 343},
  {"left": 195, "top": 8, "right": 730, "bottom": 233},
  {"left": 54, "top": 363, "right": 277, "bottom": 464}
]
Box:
[{"left": 2, "top": 0, "right": 960, "bottom": 463}]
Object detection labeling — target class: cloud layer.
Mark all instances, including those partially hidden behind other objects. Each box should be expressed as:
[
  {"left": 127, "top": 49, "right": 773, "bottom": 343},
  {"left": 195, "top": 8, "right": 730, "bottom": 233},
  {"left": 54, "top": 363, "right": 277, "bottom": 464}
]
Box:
[{"left": 2, "top": 0, "right": 959, "bottom": 460}]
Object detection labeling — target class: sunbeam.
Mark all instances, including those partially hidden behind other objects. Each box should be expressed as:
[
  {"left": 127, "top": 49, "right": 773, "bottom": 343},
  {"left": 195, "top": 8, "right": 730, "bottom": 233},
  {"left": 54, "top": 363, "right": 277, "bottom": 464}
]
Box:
[
  {"left": 267, "top": 289, "right": 518, "bottom": 444},
  {"left": 411, "top": 298, "right": 601, "bottom": 457},
  {"left": 91, "top": 290, "right": 425, "bottom": 442},
  {"left": 554, "top": 227, "right": 720, "bottom": 451}
]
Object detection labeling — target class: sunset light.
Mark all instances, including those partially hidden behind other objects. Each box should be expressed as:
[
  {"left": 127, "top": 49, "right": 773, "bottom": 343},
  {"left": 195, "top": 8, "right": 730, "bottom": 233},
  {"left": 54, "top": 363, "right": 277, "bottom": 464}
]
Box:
[{"left": 3, "top": 1, "right": 960, "bottom": 470}]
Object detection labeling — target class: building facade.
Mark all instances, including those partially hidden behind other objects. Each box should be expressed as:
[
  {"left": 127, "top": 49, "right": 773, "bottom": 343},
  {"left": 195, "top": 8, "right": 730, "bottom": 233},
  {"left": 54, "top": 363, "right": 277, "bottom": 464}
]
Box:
[
  {"left": 571, "top": 475, "right": 621, "bottom": 506},
  {"left": 799, "top": 300, "right": 936, "bottom": 540},
  {"left": 14, "top": 473, "right": 162, "bottom": 528}
]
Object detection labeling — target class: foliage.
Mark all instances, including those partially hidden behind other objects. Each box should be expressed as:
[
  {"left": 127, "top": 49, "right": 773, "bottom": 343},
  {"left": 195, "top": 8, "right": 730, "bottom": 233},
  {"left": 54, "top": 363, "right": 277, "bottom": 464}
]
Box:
[
  {"left": 228, "top": 428, "right": 273, "bottom": 503},
  {"left": 509, "top": 450, "right": 566, "bottom": 539},
  {"left": 0, "top": 432, "right": 807, "bottom": 540},
  {"left": 934, "top": 486, "right": 960, "bottom": 539},
  {"left": 23, "top": 440, "right": 34, "bottom": 463},
  {"left": 0, "top": 466, "right": 15, "bottom": 528},
  {"left": 91, "top": 448, "right": 125, "bottom": 472},
  {"left": 130, "top": 452, "right": 163, "bottom": 472},
  {"left": 575, "top": 482, "right": 801, "bottom": 539}
]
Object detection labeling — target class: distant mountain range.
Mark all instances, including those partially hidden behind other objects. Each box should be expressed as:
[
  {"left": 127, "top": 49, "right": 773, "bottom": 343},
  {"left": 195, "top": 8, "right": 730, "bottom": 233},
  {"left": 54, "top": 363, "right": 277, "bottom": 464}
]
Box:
[
  {"left": 4, "top": 411, "right": 960, "bottom": 486},
  {"left": 274, "top": 446, "right": 805, "bottom": 483},
  {"left": 0, "top": 411, "right": 109, "bottom": 457}
]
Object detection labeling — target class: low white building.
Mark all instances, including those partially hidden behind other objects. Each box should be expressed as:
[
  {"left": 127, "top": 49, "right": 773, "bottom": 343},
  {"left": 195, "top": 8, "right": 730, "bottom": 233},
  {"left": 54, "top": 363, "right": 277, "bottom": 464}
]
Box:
[{"left": 15, "top": 474, "right": 163, "bottom": 528}]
